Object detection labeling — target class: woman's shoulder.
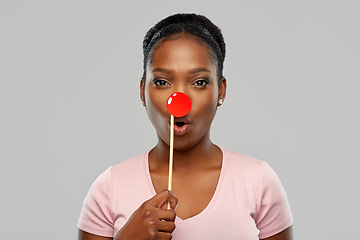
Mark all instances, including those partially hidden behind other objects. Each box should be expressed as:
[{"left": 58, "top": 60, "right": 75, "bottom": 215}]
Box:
[
  {"left": 220, "top": 146, "right": 265, "bottom": 169},
  {"left": 105, "top": 151, "right": 151, "bottom": 188},
  {"left": 111, "top": 151, "right": 148, "bottom": 172},
  {"left": 88, "top": 152, "right": 148, "bottom": 186},
  {"left": 219, "top": 146, "right": 280, "bottom": 184}
]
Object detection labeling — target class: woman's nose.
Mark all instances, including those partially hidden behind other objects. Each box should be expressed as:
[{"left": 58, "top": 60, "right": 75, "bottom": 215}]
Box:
[{"left": 170, "top": 82, "right": 191, "bottom": 100}]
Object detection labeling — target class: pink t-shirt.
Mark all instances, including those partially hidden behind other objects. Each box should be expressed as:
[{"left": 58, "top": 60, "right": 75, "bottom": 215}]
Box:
[{"left": 78, "top": 147, "right": 293, "bottom": 239}]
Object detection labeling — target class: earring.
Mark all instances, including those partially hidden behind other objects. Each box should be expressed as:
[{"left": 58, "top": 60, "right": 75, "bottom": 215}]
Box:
[
  {"left": 218, "top": 99, "right": 224, "bottom": 105},
  {"left": 141, "top": 101, "right": 145, "bottom": 107}
]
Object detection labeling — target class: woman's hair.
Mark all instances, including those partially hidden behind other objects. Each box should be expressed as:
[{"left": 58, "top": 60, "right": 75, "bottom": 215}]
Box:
[{"left": 142, "top": 13, "right": 226, "bottom": 80}]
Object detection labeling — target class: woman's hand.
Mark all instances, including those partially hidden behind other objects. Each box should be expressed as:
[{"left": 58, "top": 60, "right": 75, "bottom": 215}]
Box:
[{"left": 114, "top": 189, "right": 178, "bottom": 240}]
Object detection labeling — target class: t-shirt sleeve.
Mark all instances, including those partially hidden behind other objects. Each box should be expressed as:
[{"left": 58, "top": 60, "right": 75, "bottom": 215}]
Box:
[
  {"left": 255, "top": 162, "right": 293, "bottom": 239},
  {"left": 77, "top": 167, "right": 114, "bottom": 237}
]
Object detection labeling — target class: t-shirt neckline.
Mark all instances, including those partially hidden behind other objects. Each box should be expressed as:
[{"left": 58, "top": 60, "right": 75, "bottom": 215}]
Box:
[{"left": 142, "top": 145, "right": 227, "bottom": 226}]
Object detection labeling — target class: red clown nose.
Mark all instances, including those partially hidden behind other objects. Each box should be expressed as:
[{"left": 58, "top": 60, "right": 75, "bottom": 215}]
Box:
[{"left": 166, "top": 92, "right": 192, "bottom": 117}]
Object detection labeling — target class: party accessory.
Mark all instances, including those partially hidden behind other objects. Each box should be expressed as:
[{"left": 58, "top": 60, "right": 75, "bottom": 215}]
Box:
[{"left": 166, "top": 92, "right": 192, "bottom": 208}]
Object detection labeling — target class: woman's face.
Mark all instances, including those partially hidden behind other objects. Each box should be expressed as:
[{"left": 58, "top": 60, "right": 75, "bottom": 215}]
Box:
[{"left": 141, "top": 33, "right": 226, "bottom": 151}]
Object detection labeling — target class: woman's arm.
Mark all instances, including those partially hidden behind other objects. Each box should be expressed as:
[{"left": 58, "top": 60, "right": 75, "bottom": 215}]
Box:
[
  {"left": 260, "top": 226, "right": 293, "bottom": 240},
  {"left": 78, "top": 230, "right": 112, "bottom": 240},
  {"left": 78, "top": 190, "right": 178, "bottom": 240}
]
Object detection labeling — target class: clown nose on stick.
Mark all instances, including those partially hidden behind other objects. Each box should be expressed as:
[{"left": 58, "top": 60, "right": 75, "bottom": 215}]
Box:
[
  {"left": 166, "top": 92, "right": 191, "bottom": 208},
  {"left": 167, "top": 92, "right": 192, "bottom": 117}
]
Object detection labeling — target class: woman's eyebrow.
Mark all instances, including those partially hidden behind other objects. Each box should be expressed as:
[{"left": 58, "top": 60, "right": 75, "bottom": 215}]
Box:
[
  {"left": 152, "top": 68, "right": 172, "bottom": 74},
  {"left": 188, "top": 68, "right": 211, "bottom": 74},
  {"left": 152, "top": 67, "right": 211, "bottom": 74}
]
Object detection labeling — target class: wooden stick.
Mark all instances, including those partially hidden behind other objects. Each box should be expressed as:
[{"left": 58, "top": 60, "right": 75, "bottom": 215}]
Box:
[{"left": 167, "top": 114, "right": 174, "bottom": 209}]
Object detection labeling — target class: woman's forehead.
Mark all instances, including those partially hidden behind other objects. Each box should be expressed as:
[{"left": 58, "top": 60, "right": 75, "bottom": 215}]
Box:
[
  {"left": 148, "top": 37, "right": 216, "bottom": 73},
  {"left": 153, "top": 32, "right": 209, "bottom": 52}
]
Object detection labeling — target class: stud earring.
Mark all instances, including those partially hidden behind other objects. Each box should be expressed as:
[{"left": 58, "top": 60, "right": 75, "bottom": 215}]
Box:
[
  {"left": 218, "top": 99, "right": 224, "bottom": 105},
  {"left": 141, "top": 101, "right": 145, "bottom": 107}
]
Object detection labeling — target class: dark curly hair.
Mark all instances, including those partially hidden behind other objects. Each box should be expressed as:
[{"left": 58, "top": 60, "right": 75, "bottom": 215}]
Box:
[{"left": 142, "top": 13, "right": 226, "bottom": 80}]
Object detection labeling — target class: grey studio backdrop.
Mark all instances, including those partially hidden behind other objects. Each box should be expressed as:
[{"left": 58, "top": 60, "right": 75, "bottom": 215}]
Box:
[{"left": 1, "top": 1, "right": 359, "bottom": 239}]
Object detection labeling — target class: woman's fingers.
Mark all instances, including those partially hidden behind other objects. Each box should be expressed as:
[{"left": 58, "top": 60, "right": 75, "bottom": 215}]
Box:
[
  {"left": 115, "top": 190, "right": 178, "bottom": 240},
  {"left": 144, "top": 206, "right": 176, "bottom": 222},
  {"left": 156, "top": 219, "right": 176, "bottom": 233},
  {"left": 155, "top": 232, "right": 173, "bottom": 240},
  {"left": 147, "top": 189, "right": 178, "bottom": 210}
]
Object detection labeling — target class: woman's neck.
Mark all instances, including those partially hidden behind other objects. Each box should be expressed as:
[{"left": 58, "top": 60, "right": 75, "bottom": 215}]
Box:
[{"left": 149, "top": 133, "right": 221, "bottom": 174}]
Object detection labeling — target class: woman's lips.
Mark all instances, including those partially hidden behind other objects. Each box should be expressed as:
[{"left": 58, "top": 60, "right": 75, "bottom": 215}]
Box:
[
  {"left": 171, "top": 116, "right": 190, "bottom": 136},
  {"left": 173, "top": 122, "right": 189, "bottom": 136}
]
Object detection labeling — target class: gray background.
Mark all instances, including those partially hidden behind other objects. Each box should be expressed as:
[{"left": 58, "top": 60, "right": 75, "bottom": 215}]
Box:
[{"left": 1, "top": 1, "right": 359, "bottom": 239}]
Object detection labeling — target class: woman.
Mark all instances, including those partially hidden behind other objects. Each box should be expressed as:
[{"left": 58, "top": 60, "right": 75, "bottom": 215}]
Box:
[{"left": 78, "top": 13, "right": 293, "bottom": 240}]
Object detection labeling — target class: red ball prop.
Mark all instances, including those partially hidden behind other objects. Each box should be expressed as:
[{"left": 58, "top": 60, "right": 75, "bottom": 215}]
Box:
[{"left": 166, "top": 92, "right": 192, "bottom": 117}]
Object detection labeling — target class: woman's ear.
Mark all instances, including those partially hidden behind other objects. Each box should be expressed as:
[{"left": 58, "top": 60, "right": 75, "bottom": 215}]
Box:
[
  {"left": 218, "top": 77, "right": 227, "bottom": 106},
  {"left": 140, "top": 78, "right": 146, "bottom": 106}
]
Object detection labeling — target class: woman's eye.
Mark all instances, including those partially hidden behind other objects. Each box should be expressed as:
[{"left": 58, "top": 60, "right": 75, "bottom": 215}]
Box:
[
  {"left": 153, "top": 79, "right": 170, "bottom": 87},
  {"left": 192, "top": 79, "right": 209, "bottom": 87}
]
